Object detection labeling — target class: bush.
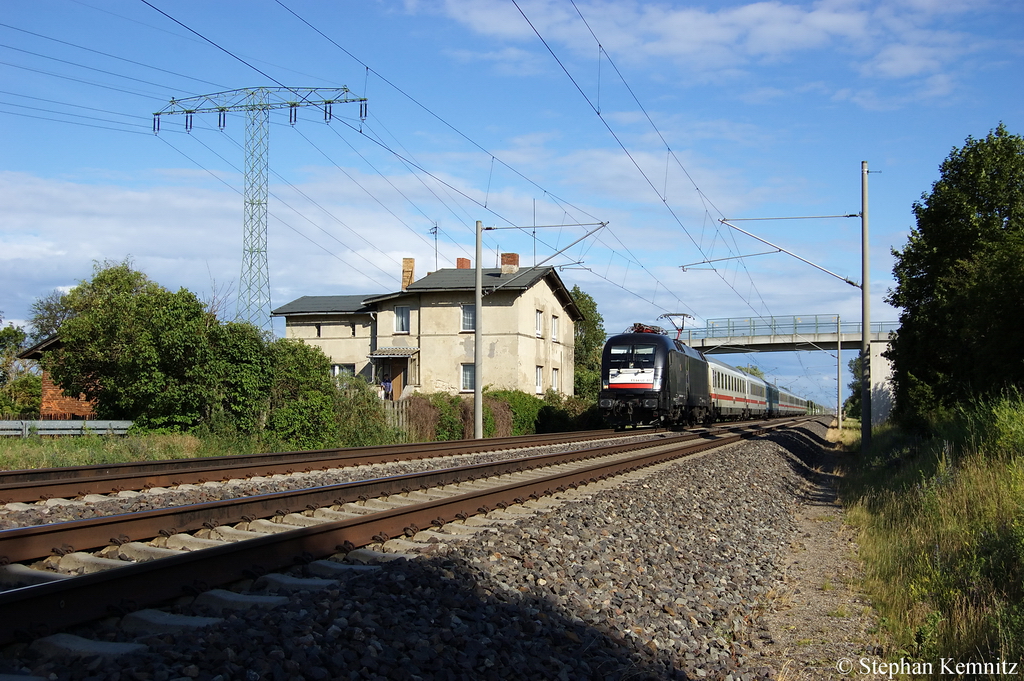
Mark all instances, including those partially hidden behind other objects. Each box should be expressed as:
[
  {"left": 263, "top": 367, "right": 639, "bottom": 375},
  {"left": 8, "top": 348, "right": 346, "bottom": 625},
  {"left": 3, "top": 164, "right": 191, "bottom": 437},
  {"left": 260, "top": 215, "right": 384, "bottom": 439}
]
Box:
[
  {"left": 428, "top": 392, "right": 465, "bottom": 441},
  {"left": 334, "top": 374, "right": 400, "bottom": 447},
  {"left": 487, "top": 389, "right": 545, "bottom": 435},
  {"left": 844, "top": 392, "right": 1024, "bottom": 662}
]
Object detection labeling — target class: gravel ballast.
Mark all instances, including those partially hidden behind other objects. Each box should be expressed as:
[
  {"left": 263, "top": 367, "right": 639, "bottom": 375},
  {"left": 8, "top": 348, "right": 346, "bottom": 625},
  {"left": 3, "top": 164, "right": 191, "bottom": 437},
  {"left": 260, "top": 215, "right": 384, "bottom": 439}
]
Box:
[{"left": 1, "top": 422, "right": 830, "bottom": 680}]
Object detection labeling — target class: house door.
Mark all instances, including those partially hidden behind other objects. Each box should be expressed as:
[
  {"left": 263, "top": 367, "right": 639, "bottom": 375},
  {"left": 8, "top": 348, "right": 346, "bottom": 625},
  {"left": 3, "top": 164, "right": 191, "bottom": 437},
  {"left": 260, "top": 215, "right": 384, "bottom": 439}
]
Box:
[
  {"left": 381, "top": 359, "right": 408, "bottom": 399},
  {"left": 391, "top": 359, "right": 407, "bottom": 399}
]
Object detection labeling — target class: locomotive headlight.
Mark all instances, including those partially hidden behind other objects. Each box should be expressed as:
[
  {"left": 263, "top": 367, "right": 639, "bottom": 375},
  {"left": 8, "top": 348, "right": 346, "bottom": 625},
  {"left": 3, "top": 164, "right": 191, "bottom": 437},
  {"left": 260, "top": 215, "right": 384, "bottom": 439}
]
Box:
[
  {"left": 602, "top": 379, "right": 609, "bottom": 389},
  {"left": 599, "top": 399, "right": 613, "bottom": 408},
  {"left": 644, "top": 399, "right": 659, "bottom": 408}
]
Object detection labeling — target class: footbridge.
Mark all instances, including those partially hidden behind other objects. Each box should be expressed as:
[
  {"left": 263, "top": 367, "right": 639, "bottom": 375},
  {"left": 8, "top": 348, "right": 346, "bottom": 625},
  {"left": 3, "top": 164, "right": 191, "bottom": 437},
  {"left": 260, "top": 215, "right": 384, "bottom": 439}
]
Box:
[
  {"left": 675, "top": 314, "right": 899, "bottom": 426},
  {"left": 678, "top": 314, "right": 898, "bottom": 354}
]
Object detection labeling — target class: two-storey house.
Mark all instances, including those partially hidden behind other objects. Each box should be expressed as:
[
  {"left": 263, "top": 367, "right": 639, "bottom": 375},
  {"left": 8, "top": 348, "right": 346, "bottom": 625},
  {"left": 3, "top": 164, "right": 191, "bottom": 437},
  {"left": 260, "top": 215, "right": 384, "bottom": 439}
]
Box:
[{"left": 271, "top": 254, "right": 582, "bottom": 399}]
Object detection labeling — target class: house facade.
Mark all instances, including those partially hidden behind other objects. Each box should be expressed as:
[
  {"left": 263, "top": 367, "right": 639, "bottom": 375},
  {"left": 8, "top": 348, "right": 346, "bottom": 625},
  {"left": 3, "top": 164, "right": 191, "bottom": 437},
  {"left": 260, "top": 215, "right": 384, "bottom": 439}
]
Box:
[{"left": 272, "top": 255, "right": 582, "bottom": 399}]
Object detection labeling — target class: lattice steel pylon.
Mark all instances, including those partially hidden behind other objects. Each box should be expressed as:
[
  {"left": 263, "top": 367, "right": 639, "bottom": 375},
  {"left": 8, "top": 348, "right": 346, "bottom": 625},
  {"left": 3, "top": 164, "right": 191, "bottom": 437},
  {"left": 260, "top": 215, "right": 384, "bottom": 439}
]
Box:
[{"left": 154, "top": 87, "right": 367, "bottom": 331}]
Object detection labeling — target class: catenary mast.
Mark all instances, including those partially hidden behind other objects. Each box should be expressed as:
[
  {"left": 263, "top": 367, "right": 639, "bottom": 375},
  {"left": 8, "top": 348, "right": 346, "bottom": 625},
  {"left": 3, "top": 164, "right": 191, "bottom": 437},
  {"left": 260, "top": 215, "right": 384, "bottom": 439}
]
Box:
[{"left": 154, "top": 87, "right": 367, "bottom": 331}]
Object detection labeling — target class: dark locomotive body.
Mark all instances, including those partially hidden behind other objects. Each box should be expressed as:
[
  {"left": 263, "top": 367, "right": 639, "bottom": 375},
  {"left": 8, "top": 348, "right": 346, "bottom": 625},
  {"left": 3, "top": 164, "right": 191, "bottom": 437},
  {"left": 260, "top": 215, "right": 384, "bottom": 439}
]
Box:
[{"left": 598, "top": 331, "right": 710, "bottom": 428}]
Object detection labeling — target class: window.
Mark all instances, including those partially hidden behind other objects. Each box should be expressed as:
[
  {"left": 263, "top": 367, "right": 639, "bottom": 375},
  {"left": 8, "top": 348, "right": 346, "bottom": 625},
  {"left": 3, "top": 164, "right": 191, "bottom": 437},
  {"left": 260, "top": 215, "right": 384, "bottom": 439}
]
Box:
[
  {"left": 535, "top": 310, "right": 543, "bottom": 337},
  {"left": 461, "top": 304, "right": 475, "bottom": 332},
  {"left": 394, "top": 306, "right": 410, "bottom": 333},
  {"left": 607, "top": 344, "right": 657, "bottom": 370},
  {"left": 314, "top": 323, "right": 322, "bottom": 338},
  {"left": 461, "top": 363, "right": 475, "bottom": 392},
  {"left": 331, "top": 364, "right": 355, "bottom": 377},
  {"left": 552, "top": 367, "right": 560, "bottom": 393},
  {"left": 551, "top": 315, "right": 559, "bottom": 342},
  {"left": 536, "top": 366, "right": 543, "bottom": 394}
]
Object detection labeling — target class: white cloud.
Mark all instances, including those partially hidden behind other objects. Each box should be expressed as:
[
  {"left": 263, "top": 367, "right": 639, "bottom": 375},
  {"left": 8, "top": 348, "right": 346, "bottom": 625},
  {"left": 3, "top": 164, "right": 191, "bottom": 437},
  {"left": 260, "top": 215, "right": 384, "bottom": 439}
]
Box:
[{"left": 420, "top": 0, "right": 993, "bottom": 106}]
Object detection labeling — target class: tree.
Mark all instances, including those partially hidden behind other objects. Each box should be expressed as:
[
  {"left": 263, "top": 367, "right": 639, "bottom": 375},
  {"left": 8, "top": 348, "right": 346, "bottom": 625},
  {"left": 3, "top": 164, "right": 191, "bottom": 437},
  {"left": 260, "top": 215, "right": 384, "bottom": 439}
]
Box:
[
  {"left": 264, "top": 338, "right": 341, "bottom": 450},
  {"left": 735, "top": 365, "right": 765, "bottom": 379},
  {"left": 570, "top": 285, "right": 605, "bottom": 401},
  {"left": 28, "top": 289, "right": 74, "bottom": 343},
  {"left": 843, "top": 355, "right": 863, "bottom": 420},
  {"left": 886, "top": 124, "right": 1024, "bottom": 427},
  {"left": 42, "top": 261, "right": 218, "bottom": 429},
  {"left": 0, "top": 315, "right": 40, "bottom": 416}
]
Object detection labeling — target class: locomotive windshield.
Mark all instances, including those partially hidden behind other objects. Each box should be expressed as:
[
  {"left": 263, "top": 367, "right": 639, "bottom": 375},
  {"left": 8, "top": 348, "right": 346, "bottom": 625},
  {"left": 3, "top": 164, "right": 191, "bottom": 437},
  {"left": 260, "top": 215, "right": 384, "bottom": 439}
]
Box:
[{"left": 608, "top": 344, "right": 657, "bottom": 370}]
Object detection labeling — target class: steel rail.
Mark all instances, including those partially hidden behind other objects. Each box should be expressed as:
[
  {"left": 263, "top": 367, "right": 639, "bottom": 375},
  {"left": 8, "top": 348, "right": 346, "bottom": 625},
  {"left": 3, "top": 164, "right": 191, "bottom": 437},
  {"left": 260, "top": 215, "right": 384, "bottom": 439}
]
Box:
[
  {"left": 0, "top": 429, "right": 628, "bottom": 504},
  {"left": 0, "top": 419, "right": 815, "bottom": 645},
  {"left": 0, "top": 430, "right": 709, "bottom": 564}
]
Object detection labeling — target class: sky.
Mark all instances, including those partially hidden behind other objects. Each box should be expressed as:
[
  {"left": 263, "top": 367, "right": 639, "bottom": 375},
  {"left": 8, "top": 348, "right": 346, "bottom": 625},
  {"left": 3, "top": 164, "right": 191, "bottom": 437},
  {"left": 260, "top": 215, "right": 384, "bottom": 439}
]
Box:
[{"left": 1, "top": 0, "right": 1021, "bottom": 409}]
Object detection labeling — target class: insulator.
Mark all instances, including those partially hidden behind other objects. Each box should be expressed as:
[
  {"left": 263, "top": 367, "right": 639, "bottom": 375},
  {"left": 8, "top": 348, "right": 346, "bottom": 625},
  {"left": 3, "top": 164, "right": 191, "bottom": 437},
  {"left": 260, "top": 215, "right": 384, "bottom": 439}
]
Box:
[
  {"left": 152, "top": 116, "right": 160, "bottom": 134},
  {"left": 218, "top": 110, "right": 226, "bottom": 130},
  {"left": 324, "top": 103, "right": 332, "bottom": 123},
  {"left": 185, "top": 112, "right": 193, "bottom": 133},
  {"left": 289, "top": 104, "right": 297, "bottom": 125},
  {"left": 360, "top": 101, "right": 367, "bottom": 119}
]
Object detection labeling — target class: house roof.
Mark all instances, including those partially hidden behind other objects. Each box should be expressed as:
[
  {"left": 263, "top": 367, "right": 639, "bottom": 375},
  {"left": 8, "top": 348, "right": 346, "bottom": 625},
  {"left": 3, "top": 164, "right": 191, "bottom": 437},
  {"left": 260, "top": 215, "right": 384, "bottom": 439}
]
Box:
[
  {"left": 272, "top": 266, "right": 583, "bottom": 322},
  {"left": 368, "top": 347, "right": 419, "bottom": 358},
  {"left": 365, "top": 266, "right": 584, "bottom": 321},
  {"left": 17, "top": 334, "right": 60, "bottom": 360},
  {"left": 270, "top": 295, "right": 380, "bottom": 317}
]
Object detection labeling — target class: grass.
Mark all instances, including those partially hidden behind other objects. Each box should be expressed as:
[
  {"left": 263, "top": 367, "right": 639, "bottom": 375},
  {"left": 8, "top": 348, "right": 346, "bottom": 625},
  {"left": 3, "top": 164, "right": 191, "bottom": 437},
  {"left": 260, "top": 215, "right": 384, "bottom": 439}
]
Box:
[
  {"left": 0, "top": 431, "right": 263, "bottom": 470},
  {"left": 841, "top": 393, "right": 1024, "bottom": 668}
]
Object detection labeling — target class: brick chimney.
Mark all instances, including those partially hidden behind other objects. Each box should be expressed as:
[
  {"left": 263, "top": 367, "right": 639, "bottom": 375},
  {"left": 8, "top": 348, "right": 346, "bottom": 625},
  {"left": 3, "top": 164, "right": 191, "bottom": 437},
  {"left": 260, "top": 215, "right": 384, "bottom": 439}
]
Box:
[
  {"left": 457, "top": 257, "right": 471, "bottom": 270},
  {"left": 501, "top": 252, "right": 520, "bottom": 274},
  {"left": 401, "top": 258, "right": 415, "bottom": 290}
]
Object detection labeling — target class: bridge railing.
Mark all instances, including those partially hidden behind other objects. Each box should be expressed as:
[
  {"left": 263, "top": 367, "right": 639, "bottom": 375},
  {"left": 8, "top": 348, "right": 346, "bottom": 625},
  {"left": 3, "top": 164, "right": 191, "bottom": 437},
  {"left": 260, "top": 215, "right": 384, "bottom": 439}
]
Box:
[{"left": 681, "top": 315, "right": 899, "bottom": 342}]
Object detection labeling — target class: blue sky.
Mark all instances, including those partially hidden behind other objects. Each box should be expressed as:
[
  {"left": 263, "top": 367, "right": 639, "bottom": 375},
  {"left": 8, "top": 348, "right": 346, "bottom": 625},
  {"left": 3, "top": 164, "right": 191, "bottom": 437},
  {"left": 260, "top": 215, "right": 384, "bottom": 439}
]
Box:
[{"left": 2, "top": 0, "right": 1021, "bottom": 408}]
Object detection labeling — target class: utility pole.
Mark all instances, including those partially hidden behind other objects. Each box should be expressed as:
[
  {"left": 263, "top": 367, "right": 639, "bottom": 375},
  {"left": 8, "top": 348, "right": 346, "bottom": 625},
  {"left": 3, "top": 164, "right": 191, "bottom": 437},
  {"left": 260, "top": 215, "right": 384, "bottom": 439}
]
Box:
[
  {"left": 837, "top": 315, "right": 842, "bottom": 431},
  {"left": 861, "top": 161, "right": 872, "bottom": 451},
  {"left": 474, "top": 220, "right": 484, "bottom": 439},
  {"left": 154, "top": 87, "right": 367, "bottom": 331}
]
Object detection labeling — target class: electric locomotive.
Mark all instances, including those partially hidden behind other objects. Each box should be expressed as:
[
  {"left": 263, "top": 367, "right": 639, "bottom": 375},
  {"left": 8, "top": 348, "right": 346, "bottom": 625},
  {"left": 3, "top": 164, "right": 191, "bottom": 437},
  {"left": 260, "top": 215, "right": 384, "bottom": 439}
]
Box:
[
  {"left": 598, "top": 324, "right": 711, "bottom": 427},
  {"left": 598, "top": 323, "right": 817, "bottom": 428}
]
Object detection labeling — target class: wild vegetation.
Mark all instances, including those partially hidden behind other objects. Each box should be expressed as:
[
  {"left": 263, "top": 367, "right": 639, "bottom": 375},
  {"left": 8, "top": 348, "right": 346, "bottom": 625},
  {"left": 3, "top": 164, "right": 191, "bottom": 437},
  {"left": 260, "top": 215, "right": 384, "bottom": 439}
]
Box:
[
  {"left": 1, "top": 261, "right": 607, "bottom": 467},
  {"left": 886, "top": 123, "right": 1024, "bottom": 432},
  {"left": 842, "top": 125, "right": 1024, "bottom": 669},
  {"left": 843, "top": 394, "right": 1024, "bottom": 665}
]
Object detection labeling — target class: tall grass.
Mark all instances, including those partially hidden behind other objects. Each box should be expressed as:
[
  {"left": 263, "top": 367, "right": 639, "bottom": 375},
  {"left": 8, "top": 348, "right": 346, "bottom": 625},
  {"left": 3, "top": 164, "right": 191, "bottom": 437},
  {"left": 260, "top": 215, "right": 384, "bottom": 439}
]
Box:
[
  {"left": 843, "top": 392, "right": 1024, "bottom": 666},
  {"left": 0, "top": 431, "right": 259, "bottom": 470}
]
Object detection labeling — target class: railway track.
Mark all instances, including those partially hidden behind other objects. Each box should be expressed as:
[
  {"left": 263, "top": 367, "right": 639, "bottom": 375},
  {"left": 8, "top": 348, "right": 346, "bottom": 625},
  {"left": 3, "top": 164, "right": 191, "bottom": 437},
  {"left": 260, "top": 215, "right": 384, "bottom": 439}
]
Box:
[
  {"left": 0, "top": 429, "right": 628, "bottom": 505},
  {"left": 0, "top": 418, "right": 810, "bottom": 647}
]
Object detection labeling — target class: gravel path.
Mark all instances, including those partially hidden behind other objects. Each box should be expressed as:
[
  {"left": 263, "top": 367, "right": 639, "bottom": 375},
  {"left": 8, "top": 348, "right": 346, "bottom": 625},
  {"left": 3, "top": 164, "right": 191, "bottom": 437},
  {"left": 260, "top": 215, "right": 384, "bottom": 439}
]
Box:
[{"left": 1, "top": 421, "right": 852, "bottom": 681}]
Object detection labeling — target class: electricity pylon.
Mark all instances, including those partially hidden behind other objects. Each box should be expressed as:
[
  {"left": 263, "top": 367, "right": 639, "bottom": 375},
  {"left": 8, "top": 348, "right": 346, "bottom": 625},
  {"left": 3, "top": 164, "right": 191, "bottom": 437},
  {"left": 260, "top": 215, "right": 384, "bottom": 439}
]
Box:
[{"left": 154, "top": 87, "right": 367, "bottom": 331}]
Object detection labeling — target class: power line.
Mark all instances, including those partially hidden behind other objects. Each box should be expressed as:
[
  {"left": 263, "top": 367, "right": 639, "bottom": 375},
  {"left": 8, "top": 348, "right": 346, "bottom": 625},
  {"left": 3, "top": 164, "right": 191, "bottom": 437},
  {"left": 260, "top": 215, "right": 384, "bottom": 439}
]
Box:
[{"left": 0, "top": 21, "right": 228, "bottom": 89}]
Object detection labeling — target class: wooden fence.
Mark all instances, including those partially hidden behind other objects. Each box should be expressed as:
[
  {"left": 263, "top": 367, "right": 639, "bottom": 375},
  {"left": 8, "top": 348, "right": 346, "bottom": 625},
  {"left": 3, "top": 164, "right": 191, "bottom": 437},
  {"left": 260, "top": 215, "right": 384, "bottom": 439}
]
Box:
[{"left": 383, "top": 400, "right": 410, "bottom": 442}]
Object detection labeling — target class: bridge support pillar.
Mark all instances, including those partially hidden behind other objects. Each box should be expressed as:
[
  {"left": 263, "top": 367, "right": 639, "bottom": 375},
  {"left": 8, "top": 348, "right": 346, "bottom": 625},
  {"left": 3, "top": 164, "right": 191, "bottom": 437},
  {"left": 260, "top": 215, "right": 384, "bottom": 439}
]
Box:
[{"left": 869, "top": 340, "right": 894, "bottom": 426}]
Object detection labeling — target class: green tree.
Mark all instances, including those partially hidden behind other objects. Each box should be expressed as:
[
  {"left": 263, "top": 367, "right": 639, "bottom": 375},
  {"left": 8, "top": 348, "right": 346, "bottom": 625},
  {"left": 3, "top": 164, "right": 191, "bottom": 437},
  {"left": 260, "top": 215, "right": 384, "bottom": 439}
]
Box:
[
  {"left": 28, "top": 289, "right": 73, "bottom": 343},
  {"left": 843, "top": 355, "right": 863, "bottom": 420},
  {"left": 886, "top": 124, "right": 1024, "bottom": 428},
  {"left": 735, "top": 365, "right": 765, "bottom": 379},
  {"left": 264, "top": 338, "right": 341, "bottom": 450},
  {"left": 42, "top": 261, "right": 217, "bottom": 430},
  {"left": 0, "top": 316, "right": 40, "bottom": 416},
  {"left": 206, "top": 321, "right": 273, "bottom": 435},
  {"left": 570, "top": 285, "right": 605, "bottom": 401}
]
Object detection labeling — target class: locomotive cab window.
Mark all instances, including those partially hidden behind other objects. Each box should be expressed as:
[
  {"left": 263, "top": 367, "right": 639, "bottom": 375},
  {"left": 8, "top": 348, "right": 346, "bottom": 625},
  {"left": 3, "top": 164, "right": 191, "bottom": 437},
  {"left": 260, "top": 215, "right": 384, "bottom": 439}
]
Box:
[{"left": 608, "top": 344, "right": 657, "bottom": 370}]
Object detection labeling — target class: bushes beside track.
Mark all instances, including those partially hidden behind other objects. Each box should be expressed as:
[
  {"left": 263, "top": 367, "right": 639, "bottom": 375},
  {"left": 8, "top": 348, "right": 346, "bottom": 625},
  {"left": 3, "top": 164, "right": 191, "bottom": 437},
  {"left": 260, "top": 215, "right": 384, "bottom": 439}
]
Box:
[
  {"left": 843, "top": 391, "right": 1024, "bottom": 665},
  {"left": 402, "top": 389, "right": 600, "bottom": 441}
]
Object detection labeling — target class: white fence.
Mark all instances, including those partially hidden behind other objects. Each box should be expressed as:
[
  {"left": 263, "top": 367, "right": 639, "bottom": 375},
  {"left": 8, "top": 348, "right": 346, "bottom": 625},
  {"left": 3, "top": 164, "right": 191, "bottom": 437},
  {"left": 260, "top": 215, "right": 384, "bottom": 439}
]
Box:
[{"left": 0, "top": 420, "right": 134, "bottom": 438}]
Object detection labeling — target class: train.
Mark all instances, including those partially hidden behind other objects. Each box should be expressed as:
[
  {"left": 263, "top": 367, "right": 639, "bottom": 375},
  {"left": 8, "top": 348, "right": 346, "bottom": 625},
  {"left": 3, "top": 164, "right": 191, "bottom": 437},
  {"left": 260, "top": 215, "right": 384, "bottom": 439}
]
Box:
[{"left": 598, "top": 323, "right": 822, "bottom": 428}]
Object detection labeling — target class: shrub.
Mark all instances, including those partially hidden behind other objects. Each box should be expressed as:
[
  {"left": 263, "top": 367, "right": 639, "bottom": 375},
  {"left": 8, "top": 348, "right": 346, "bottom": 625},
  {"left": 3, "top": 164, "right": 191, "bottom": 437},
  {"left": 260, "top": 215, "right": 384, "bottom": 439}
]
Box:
[{"left": 487, "top": 389, "right": 545, "bottom": 435}]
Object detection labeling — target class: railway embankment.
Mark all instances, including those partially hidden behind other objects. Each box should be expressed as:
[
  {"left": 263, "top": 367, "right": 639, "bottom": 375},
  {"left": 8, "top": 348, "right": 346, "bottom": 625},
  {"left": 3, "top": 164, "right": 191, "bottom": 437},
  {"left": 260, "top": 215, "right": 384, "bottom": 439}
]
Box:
[{"left": 0, "top": 419, "right": 877, "bottom": 680}]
